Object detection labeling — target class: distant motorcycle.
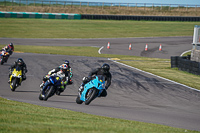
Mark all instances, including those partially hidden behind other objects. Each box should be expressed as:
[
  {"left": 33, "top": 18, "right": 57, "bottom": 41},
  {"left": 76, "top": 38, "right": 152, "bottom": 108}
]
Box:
[
  {"left": 9, "top": 66, "right": 22, "bottom": 91},
  {"left": 76, "top": 75, "right": 106, "bottom": 105},
  {"left": 0, "top": 50, "right": 10, "bottom": 65},
  {"left": 39, "top": 75, "right": 66, "bottom": 101}
]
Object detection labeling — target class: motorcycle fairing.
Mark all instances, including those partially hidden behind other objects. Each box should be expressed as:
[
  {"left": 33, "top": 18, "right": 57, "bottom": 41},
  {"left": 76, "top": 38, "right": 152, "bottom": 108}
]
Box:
[{"left": 80, "top": 75, "right": 105, "bottom": 101}]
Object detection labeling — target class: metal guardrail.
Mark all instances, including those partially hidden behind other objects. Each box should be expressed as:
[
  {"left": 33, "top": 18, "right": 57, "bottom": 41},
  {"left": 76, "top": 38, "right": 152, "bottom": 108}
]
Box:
[{"left": 1, "top": 0, "right": 200, "bottom": 11}]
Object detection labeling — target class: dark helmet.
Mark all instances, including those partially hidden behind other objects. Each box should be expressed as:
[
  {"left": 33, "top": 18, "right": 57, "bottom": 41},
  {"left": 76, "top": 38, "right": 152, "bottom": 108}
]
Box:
[
  {"left": 17, "top": 58, "right": 24, "bottom": 66},
  {"left": 9, "top": 43, "right": 13, "bottom": 46},
  {"left": 64, "top": 60, "right": 69, "bottom": 66},
  {"left": 101, "top": 63, "right": 110, "bottom": 72}
]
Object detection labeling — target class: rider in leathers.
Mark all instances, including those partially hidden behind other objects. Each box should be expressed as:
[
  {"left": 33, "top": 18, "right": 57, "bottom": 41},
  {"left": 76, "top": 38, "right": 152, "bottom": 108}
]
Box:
[
  {"left": 79, "top": 63, "right": 112, "bottom": 97},
  {"left": 40, "top": 60, "right": 73, "bottom": 88},
  {"left": 41, "top": 64, "right": 68, "bottom": 97},
  {"left": 8, "top": 58, "right": 28, "bottom": 84},
  {"left": 1, "top": 43, "right": 14, "bottom": 56}
]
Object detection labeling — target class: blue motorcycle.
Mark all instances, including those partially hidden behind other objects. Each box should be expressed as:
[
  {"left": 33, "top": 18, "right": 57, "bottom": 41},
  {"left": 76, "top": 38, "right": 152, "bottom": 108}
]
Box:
[
  {"left": 39, "top": 76, "right": 62, "bottom": 101},
  {"left": 76, "top": 75, "right": 106, "bottom": 105}
]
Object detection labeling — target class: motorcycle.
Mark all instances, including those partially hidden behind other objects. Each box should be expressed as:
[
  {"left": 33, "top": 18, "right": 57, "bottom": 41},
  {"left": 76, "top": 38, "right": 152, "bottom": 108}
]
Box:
[
  {"left": 76, "top": 75, "right": 106, "bottom": 105},
  {"left": 39, "top": 75, "right": 65, "bottom": 101},
  {"left": 9, "top": 66, "right": 22, "bottom": 91},
  {"left": 0, "top": 50, "right": 10, "bottom": 65}
]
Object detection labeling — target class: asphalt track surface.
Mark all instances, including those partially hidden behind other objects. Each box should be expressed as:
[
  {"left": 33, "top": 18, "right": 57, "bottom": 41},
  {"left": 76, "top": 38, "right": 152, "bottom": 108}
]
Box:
[{"left": 0, "top": 37, "right": 200, "bottom": 131}]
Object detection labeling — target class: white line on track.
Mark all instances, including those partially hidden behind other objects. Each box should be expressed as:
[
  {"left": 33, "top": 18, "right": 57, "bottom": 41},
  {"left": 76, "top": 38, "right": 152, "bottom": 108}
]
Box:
[
  {"left": 180, "top": 50, "right": 192, "bottom": 56},
  {"left": 97, "top": 45, "right": 200, "bottom": 92},
  {"left": 108, "top": 58, "right": 200, "bottom": 92},
  {"left": 98, "top": 46, "right": 104, "bottom": 54}
]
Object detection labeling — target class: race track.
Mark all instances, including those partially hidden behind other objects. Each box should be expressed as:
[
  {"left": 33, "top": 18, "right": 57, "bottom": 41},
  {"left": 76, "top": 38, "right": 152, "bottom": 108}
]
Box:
[{"left": 0, "top": 37, "right": 200, "bottom": 131}]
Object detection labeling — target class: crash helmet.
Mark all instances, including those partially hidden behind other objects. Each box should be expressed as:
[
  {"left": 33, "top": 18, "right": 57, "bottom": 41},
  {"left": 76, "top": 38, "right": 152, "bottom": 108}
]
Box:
[
  {"left": 60, "top": 64, "right": 68, "bottom": 73},
  {"left": 9, "top": 43, "right": 13, "bottom": 47},
  {"left": 101, "top": 63, "right": 110, "bottom": 72},
  {"left": 64, "top": 60, "right": 69, "bottom": 66},
  {"left": 17, "top": 58, "right": 24, "bottom": 66}
]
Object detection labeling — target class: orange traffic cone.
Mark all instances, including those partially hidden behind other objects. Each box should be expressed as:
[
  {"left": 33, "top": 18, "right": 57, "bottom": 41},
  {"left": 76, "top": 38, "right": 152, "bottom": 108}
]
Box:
[
  {"left": 145, "top": 44, "right": 148, "bottom": 51},
  {"left": 129, "top": 43, "right": 132, "bottom": 50},
  {"left": 107, "top": 42, "right": 110, "bottom": 49},
  {"left": 159, "top": 44, "right": 162, "bottom": 51}
]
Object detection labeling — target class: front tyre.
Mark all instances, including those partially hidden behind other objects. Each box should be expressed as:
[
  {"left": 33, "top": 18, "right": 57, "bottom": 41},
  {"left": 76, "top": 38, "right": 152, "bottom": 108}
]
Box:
[
  {"left": 11, "top": 78, "right": 17, "bottom": 91},
  {"left": 76, "top": 95, "right": 83, "bottom": 104},
  {"left": 0, "top": 57, "right": 4, "bottom": 65},
  {"left": 85, "top": 88, "right": 97, "bottom": 105},
  {"left": 44, "top": 86, "right": 54, "bottom": 101},
  {"left": 39, "top": 91, "right": 44, "bottom": 100}
]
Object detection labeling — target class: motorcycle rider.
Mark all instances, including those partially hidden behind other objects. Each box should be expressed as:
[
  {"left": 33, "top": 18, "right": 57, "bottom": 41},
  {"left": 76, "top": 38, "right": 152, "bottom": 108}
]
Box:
[
  {"left": 41, "top": 64, "right": 69, "bottom": 97},
  {"left": 1, "top": 43, "right": 14, "bottom": 55},
  {"left": 8, "top": 58, "right": 28, "bottom": 84},
  {"left": 79, "top": 63, "right": 112, "bottom": 97},
  {"left": 1, "top": 43, "right": 14, "bottom": 62},
  {"left": 40, "top": 60, "right": 73, "bottom": 88}
]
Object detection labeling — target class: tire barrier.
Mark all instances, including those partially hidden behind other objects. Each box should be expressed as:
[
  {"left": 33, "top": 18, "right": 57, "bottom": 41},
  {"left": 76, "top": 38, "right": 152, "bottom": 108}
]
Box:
[
  {"left": 1, "top": 12, "right": 199, "bottom": 21},
  {"left": 171, "top": 55, "right": 200, "bottom": 75},
  {"left": 0, "top": 11, "right": 81, "bottom": 19},
  {"left": 81, "top": 14, "right": 200, "bottom": 21}
]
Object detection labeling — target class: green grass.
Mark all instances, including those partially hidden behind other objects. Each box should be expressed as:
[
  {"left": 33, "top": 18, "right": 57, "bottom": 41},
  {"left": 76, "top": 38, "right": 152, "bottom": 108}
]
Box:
[
  {"left": 0, "top": 18, "right": 200, "bottom": 38},
  {"left": 0, "top": 97, "right": 197, "bottom": 133}
]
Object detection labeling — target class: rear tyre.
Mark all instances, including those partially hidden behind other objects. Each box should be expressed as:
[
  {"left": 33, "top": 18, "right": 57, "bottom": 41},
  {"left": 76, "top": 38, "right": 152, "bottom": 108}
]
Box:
[{"left": 85, "top": 88, "right": 97, "bottom": 105}]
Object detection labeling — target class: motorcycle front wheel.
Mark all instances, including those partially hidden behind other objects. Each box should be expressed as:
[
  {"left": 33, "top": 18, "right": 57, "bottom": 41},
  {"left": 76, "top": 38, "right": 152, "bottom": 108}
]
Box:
[
  {"left": 76, "top": 95, "right": 83, "bottom": 104},
  {"left": 0, "top": 57, "right": 4, "bottom": 65},
  {"left": 11, "top": 78, "right": 17, "bottom": 91},
  {"left": 44, "top": 86, "right": 54, "bottom": 101},
  {"left": 85, "top": 88, "right": 97, "bottom": 105}
]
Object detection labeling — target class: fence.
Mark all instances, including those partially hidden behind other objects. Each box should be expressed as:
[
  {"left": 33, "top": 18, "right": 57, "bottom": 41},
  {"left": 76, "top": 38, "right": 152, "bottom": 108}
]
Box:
[{"left": 1, "top": 0, "right": 200, "bottom": 12}]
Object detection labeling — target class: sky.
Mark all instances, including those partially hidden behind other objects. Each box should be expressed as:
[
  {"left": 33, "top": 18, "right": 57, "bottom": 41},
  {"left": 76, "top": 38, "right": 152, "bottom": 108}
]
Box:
[{"left": 72, "top": 0, "right": 200, "bottom": 5}]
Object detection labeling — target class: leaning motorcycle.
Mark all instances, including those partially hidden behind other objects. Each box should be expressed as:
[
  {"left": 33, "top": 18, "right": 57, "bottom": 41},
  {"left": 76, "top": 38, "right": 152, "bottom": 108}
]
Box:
[
  {"left": 9, "top": 66, "right": 22, "bottom": 91},
  {"left": 76, "top": 75, "right": 106, "bottom": 105},
  {"left": 39, "top": 75, "right": 63, "bottom": 101},
  {"left": 0, "top": 50, "right": 10, "bottom": 65}
]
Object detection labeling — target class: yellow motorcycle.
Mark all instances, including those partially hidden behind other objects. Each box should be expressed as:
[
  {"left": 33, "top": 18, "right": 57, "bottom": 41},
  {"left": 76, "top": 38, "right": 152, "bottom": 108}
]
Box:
[{"left": 9, "top": 66, "right": 22, "bottom": 91}]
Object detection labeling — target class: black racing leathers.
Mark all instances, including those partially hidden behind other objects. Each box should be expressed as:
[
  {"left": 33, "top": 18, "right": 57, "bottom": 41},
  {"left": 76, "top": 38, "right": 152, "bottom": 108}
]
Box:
[
  {"left": 88, "top": 68, "right": 112, "bottom": 90},
  {"left": 9, "top": 61, "right": 28, "bottom": 80}
]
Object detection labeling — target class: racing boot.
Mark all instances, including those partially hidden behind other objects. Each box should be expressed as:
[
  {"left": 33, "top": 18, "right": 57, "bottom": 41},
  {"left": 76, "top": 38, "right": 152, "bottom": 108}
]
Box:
[
  {"left": 56, "top": 86, "right": 65, "bottom": 95},
  {"left": 40, "top": 81, "right": 45, "bottom": 91},
  {"left": 67, "top": 79, "right": 73, "bottom": 85}
]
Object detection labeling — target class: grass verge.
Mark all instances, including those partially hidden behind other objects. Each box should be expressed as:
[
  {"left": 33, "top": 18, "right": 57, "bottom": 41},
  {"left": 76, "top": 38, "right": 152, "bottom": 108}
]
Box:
[
  {"left": 0, "top": 97, "right": 197, "bottom": 133},
  {"left": 0, "top": 18, "right": 199, "bottom": 38}
]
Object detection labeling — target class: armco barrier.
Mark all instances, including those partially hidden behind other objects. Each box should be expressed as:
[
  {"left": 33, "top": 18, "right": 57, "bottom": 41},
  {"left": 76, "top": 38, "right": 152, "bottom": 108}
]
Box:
[
  {"left": 171, "top": 55, "right": 200, "bottom": 75},
  {"left": 81, "top": 14, "right": 200, "bottom": 21},
  {"left": 0, "top": 11, "right": 81, "bottom": 19}
]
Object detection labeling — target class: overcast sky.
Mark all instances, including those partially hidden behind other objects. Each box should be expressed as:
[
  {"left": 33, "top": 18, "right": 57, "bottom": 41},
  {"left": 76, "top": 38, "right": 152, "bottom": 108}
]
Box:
[{"left": 72, "top": 0, "right": 200, "bottom": 5}]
